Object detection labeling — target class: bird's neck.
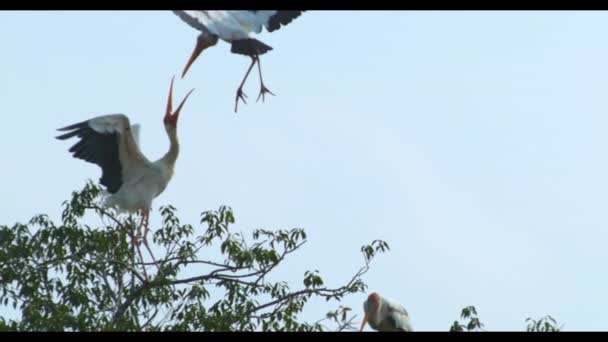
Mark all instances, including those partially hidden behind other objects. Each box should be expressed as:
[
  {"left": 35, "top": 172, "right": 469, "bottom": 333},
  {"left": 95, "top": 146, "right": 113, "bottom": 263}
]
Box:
[{"left": 162, "top": 128, "right": 180, "bottom": 167}]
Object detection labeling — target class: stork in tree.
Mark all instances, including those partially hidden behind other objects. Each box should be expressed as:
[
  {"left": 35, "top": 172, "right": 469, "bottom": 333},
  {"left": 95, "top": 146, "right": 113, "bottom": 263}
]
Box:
[
  {"left": 360, "top": 292, "right": 413, "bottom": 332},
  {"left": 56, "top": 76, "right": 194, "bottom": 251},
  {"left": 173, "top": 10, "right": 304, "bottom": 112}
]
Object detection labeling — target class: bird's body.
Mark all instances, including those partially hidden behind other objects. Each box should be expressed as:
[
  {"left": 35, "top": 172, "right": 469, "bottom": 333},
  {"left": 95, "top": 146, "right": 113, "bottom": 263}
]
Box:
[
  {"left": 173, "top": 10, "right": 304, "bottom": 112},
  {"left": 175, "top": 10, "right": 278, "bottom": 42},
  {"left": 56, "top": 78, "right": 194, "bottom": 245},
  {"left": 103, "top": 155, "right": 175, "bottom": 214},
  {"left": 56, "top": 115, "right": 166, "bottom": 213},
  {"left": 360, "top": 292, "right": 413, "bottom": 332}
]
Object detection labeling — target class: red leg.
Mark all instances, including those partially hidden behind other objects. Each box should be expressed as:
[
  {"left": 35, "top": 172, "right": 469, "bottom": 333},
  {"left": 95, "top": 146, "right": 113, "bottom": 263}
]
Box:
[
  {"left": 141, "top": 208, "right": 150, "bottom": 243},
  {"left": 133, "top": 210, "right": 146, "bottom": 246},
  {"left": 235, "top": 56, "right": 257, "bottom": 113},
  {"left": 140, "top": 208, "right": 160, "bottom": 270},
  {"left": 256, "top": 55, "right": 275, "bottom": 103}
]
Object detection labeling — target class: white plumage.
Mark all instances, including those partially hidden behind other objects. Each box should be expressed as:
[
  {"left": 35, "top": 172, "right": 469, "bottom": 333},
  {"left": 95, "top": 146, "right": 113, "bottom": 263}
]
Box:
[
  {"left": 130, "top": 123, "right": 141, "bottom": 148},
  {"left": 173, "top": 10, "right": 305, "bottom": 112},
  {"left": 178, "top": 11, "right": 277, "bottom": 41},
  {"left": 360, "top": 292, "right": 413, "bottom": 332},
  {"left": 56, "top": 77, "right": 194, "bottom": 244}
]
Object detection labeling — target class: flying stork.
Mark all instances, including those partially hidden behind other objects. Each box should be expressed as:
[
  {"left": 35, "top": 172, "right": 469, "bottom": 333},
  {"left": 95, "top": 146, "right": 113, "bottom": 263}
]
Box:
[
  {"left": 360, "top": 292, "right": 413, "bottom": 332},
  {"left": 173, "top": 10, "right": 304, "bottom": 112},
  {"left": 56, "top": 76, "right": 194, "bottom": 247}
]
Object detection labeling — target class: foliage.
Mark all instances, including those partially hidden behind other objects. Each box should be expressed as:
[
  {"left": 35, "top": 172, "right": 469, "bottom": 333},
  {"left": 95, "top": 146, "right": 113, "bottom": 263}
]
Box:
[
  {"left": 450, "top": 306, "right": 563, "bottom": 332},
  {"left": 450, "top": 306, "right": 485, "bottom": 332},
  {"left": 526, "top": 315, "right": 562, "bottom": 332},
  {"left": 0, "top": 181, "right": 388, "bottom": 331}
]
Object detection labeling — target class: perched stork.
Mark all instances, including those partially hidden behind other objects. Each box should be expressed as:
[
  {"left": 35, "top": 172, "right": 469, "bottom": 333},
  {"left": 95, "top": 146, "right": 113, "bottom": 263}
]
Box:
[
  {"left": 360, "top": 292, "right": 413, "bottom": 332},
  {"left": 56, "top": 77, "right": 194, "bottom": 247},
  {"left": 173, "top": 10, "right": 304, "bottom": 112}
]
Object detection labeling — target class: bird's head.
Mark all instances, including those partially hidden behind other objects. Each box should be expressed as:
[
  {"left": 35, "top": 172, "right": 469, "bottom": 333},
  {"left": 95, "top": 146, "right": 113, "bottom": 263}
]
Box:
[
  {"left": 360, "top": 292, "right": 381, "bottom": 332},
  {"left": 181, "top": 32, "right": 219, "bottom": 79},
  {"left": 164, "top": 76, "right": 195, "bottom": 130}
]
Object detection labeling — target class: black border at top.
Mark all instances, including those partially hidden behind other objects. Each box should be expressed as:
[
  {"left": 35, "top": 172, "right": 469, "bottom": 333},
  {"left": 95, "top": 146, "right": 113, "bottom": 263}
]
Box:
[{"left": 3, "top": 1, "right": 608, "bottom": 10}]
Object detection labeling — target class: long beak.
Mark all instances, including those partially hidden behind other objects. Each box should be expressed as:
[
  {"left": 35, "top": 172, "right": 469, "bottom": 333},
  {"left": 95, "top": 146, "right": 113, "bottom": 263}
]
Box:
[
  {"left": 359, "top": 313, "right": 369, "bottom": 332},
  {"left": 181, "top": 33, "right": 216, "bottom": 79},
  {"left": 166, "top": 76, "right": 195, "bottom": 126},
  {"left": 166, "top": 76, "right": 176, "bottom": 119},
  {"left": 173, "top": 88, "right": 195, "bottom": 122}
]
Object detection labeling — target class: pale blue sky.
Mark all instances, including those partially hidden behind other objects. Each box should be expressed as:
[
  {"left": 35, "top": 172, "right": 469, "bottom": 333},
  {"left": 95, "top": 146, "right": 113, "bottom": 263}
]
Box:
[{"left": 2, "top": 11, "right": 608, "bottom": 331}]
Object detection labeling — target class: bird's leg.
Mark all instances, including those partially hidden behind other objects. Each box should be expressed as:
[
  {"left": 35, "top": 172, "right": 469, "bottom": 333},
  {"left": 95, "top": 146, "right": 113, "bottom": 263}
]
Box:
[
  {"left": 140, "top": 208, "right": 160, "bottom": 273},
  {"left": 135, "top": 242, "right": 149, "bottom": 281},
  {"left": 128, "top": 216, "right": 136, "bottom": 290},
  {"left": 130, "top": 211, "right": 149, "bottom": 280},
  {"left": 133, "top": 210, "right": 145, "bottom": 246},
  {"left": 140, "top": 208, "right": 150, "bottom": 247},
  {"left": 235, "top": 56, "right": 258, "bottom": 113},
  {"left": 127, "top": 215, "right": 137, "bottom": 250},
  {"left": 255, "top": 54, "right": 275, "bottom": 103}
]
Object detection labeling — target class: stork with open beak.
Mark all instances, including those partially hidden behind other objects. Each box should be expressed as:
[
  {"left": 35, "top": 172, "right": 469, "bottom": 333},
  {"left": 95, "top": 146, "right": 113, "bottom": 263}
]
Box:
[
  {"left": 173, "top": 10, "right": 304, "bottom": 112},
  {"left": 56, "top": 76, "right": 194, "bottom": 249},
  {"left": 360, "top": 292, "right": 413, "bottom": 332}
]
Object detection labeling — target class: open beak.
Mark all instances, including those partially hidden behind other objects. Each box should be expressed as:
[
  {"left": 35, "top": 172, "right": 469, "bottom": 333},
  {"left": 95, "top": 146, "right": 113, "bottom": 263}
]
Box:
[
  {"left": 181, "top": 33, "right": 218, "bottom": 79},
  {"left": 359, "top": 313, "right": 369, "bottom": 332},
  {"left": 165, "top": 76, "right": 195, "bottom": 126}
]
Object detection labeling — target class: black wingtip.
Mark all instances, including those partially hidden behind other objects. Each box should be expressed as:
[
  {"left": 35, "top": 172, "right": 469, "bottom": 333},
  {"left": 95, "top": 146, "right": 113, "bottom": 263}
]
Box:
[
  {"left": 56, "top": 120, "right": 88, "bottom": 132},
  {"left": 56, "top": 122, "right": 90, "bottom": 140},
  {"left": 56, "top": 132, "right": 75, "bottom": 140},
  {"left": 266, "top": 11, "right": 304, "bottom": 32}
]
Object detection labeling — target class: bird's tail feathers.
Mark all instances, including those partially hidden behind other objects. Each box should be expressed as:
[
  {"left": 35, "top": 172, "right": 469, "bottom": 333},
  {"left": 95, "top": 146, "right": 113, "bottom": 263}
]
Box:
[
  {"left": 100, "top": 191, "right": 128, "bottom": 215},
  {"left": 231, "top": 38, "right": 273, "bottom": 56}
]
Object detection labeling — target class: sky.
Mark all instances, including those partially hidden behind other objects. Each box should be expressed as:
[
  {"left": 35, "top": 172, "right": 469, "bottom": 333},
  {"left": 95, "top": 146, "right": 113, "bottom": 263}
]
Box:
[{"left": 1, "top": 10, "right": 608, "bottom": 331}]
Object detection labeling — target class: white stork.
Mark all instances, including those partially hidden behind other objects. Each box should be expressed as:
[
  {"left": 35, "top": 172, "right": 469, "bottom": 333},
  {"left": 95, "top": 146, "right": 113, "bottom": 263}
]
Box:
[
  {"left": 56, "top": 76, "right": 194, "bottom": 246},
  {"left": 173, "top": 10, "right": 304, "bottom": 112},
  {"left": 360, "top": 292, "right": 413, "bottom": 332}
]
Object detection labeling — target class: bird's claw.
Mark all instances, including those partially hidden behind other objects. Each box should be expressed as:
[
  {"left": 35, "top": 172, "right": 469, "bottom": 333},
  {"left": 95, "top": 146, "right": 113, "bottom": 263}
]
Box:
[
  {"left": 235, "top": 88, "right": 248, "bottom": 112},
  {"left": 133, "top": 233, "right": 143, "bottom": 246},
  {"left": 256, "top": 84, "right": 275, "bottom": 103}
]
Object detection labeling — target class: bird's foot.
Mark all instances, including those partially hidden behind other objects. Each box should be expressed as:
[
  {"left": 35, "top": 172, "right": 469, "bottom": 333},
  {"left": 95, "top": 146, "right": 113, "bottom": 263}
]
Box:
[
  {"left": 235, "top": 88, "right": 248, "bottom": 113},
  {"left": 133, "top": 232, "right": 143, "bottom": 247},
  {"left": 256, "top": 84, "right": 275, "bottom": 103},
  {"left": 131, "top": 224, "right": 143, "bottom": 247}
]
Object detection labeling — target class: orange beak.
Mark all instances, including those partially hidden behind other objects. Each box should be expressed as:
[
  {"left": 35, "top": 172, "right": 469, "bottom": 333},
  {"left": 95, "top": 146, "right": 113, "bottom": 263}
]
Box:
[
  {"left": 165, "top": 76, "right": 195, "bottom": 127},
  {"left": 181, "top": 33, "right": 218, "bottom": 79},
  {"left": 359, "top": 313, "right": 369, "bottom": 332}
]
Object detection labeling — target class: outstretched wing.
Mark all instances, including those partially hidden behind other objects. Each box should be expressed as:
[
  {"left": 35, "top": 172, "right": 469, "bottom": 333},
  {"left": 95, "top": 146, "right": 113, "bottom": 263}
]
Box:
[
  {"left": 173, "top": 11, "right": 304, "bottom": 40},
  {"left": 264, "top": 11, "right": 304, "bottom": 32},
  {"left": 56, "top": 114, "right": 148, "bottom": 194},
  {"left": 130, "top": 124, "right": 141, "bottom": 149},
  {"left": 173, "top": 10, "right": 213, "bottom": 33}
]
